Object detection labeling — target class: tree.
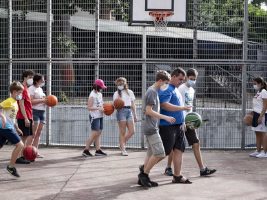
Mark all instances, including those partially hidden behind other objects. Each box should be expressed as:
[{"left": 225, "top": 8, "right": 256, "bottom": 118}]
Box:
[
  {"left": 193, "top": 0, "right": 267, "bottom": 43},
  {"left": 11, "top": 0, "right": 127, "bottom": 99}
]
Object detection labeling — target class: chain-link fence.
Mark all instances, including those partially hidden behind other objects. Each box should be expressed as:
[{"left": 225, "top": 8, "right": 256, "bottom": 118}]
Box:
[{"left": 0, "top": 0, "right": 266, "bottom": 149}]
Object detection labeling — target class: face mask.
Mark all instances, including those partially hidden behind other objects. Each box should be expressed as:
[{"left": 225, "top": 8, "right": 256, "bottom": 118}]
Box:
[
  {"left": 16, "top": 94, "right": 22, "bottom": 101},
  {"left": 40, "top": 82, "right": 45, "bottom": 87},
  {"left": 253, "top": 85, "right": 259, "bottom": 90},
  {"left": 187, "top": 80, "right": 196, "bottom": 87},
  {"left": 27, "top": 78, "right": 33, "bottom": 86},
  {"left": 117, "top": 85, "right": 124, "bottom": 90}
]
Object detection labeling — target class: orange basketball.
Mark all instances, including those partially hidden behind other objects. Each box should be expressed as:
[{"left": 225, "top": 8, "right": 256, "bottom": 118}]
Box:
[
  {"left": 23, "top": 145, "right": 38, "bottom": 161},
  {"left": 103, "top": 103, "right": 114, "bottom": 116},
  {"left": 46, "top": 95, "right": 58, "bottom": 107},
  {"left": 113, "top": 98, "right": 125, "bottom": 110},
  {"left": 243, "top": 113, "right": 253, "bottom": 126}
]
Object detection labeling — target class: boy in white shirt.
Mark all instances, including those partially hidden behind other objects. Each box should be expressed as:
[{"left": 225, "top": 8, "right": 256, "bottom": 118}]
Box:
[{"left": 164, "top": 68, "right": 216, "bottom": 176}]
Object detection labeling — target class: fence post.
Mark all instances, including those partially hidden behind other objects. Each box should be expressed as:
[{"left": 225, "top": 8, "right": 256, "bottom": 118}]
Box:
[
  {"left": 192, "top": 0, "right": 198, "bottom": 112},
  {"left": 8, "top": 0, "right": 12, "bottom": 88},
  {"left": 141, "top": 26, "right": 147, "bottom": 149},
  {"left": 241, "top": 0, "right": 249, "bottom": 150},
  {"left": 46, "top": 0, "right": 52, "bottom": 146},
  {"left": 95, "top": 0, "right": 100, "bottom": 79}
]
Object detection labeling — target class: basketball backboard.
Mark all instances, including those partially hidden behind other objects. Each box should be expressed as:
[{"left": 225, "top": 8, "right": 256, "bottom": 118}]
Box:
[{"left": 129, "top": 0, "right": 187, "bottom": 26}]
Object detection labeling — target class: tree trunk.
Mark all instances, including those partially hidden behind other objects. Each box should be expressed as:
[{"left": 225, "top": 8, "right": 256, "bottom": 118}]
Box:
[{"left": 53, "top": 14, "right": 75, "bottom": 101}]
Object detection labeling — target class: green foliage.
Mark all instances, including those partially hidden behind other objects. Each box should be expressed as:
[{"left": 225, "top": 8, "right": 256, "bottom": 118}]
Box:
[
  {"left": 251, "top": 0, "right": 267, "bottom": 7},
  {"left": 56, "top": 34, "right": 77, "bottom": 55},
  {"left": 248, "top": 4, "right": 267, "bottom": 42},
  {"left": 197, "top": 0, "right": 244, "bottom": 39},
  {"left": 194, "top": 0, "right": 267, "bottom": 42}
]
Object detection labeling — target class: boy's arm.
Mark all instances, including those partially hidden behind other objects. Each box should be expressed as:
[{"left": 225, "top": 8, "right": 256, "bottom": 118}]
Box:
[
  {"left": 160, "top": 102, "right": 191, "bottom": 111},
  {"left": 18, "top": 99, "right": 30, "bottom": 127},
  {"left": 0, "top": 105, "right": 6, "bottom": 128},
  {"left": 145, "top": 105, "right": 175, "bottom": 124},
  {"left": 0, "top": 111, "right": 6, "bottom": 128},
  {"left": 159, "top": 90, "right": 191, "bottom": 112},
  {"left": 14, "top": 122, "right": 23, "bottom": 136}
]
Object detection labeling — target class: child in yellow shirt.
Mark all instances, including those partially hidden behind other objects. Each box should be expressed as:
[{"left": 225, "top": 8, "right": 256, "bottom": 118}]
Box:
[{"left": 0, "top": 81, "right": 24, "bottom": 178}]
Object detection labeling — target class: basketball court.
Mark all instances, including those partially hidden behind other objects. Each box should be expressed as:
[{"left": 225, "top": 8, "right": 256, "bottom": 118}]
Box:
[
  {"left": 0, "top": 146, "right": 267, "bottom": 200},
  {"left": 1, "top": 1, "right": 267, "bottom": 200}
]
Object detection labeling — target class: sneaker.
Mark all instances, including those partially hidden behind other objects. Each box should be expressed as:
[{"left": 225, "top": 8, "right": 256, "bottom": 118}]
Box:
[
  {"left": 121, "top": 149, "right": 128, "bottom": 156},
  {"left": 172, "top": 175, "right": 192, "bottom": 184},
  {"left": 139, "top": 165, "right": 144, "bottom": 173},
  {"left": 249, "top": 151, "right": 261, "bottom": 157},
  {"left": 37, "top": 154, "right": 44, "bottom": 158},
  {"left": 200, "top": 167, "right": 217, "bottom": 176},
  {"left": 95, "top": 149, "right": 107, "bottom": 156},
  {"left": 164, "top": 167, "right": 173, "bottom": 176},
  {"left": 138, "top": 178, "right": 158, "bottom": 187},
  {"left": 82, "top": 149, "right": 93, "bottom": 157},
  {"left": 6, "top": 166, "right": 20, "bottom": 178},
  {"left": 15, "top": 157, "right": 30, "bottom": 164},
  {"left": 256, "top": 151, "right": 267, "bottom": 158},
  {"left": 138, "top": 172, "right": 152, "bottom": 187}
]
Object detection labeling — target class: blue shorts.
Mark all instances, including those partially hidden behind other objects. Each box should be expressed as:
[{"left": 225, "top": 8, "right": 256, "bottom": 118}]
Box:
[
  {"left": 33, "top": 109, "right": 46, "bottom": 124},
  {"left": 0, "top": 128, "right": 21, "bottom": 148},
  {"left": 89, "top": 116, "right": 103, "bottom": 131},
  {"left": 116, "top": 107, "right": 133, "bottom": 122}
]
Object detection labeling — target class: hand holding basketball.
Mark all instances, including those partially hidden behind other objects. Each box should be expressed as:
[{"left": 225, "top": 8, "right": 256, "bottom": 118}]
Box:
[
  {"left": 113, "top": 98, "right": 125, "bottom": 110},
  {"left": 103, "top": 103, "right": 114, "bottom": 116},
  {"left": 185, "top": 112, "right": 202, "bottom": 129},
  {"left": 243, "top": 112, "right": 253, "bottom": 126},
  {"left": 46, "top": 95, "right": 58, "bottom": 107}
]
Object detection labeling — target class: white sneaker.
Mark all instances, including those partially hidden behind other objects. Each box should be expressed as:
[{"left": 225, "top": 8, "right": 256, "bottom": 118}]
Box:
[
  {"left": 121, "top": 149, "right": 128, "bottom": 156},
  {"left": 249, "top": 151, "right": 261, "bottom": 157},
  {"left": 256, "top": 151, "right": 267, "bottom": 158}
]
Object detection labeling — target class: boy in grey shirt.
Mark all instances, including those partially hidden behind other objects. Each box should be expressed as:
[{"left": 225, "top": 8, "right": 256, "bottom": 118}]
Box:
[{"left": 138, "top": 70, "right": 176, "bottom": 187}]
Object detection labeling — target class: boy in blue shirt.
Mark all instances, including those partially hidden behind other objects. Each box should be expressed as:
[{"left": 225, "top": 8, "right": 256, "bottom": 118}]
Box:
[{"left": 158, "top": 67, "right": 192, "bottom": 184}]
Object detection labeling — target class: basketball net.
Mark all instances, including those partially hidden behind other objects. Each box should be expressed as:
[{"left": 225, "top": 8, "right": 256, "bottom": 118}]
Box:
[{"left": 149, "top": 11, "right": 174, "bottom": 32}]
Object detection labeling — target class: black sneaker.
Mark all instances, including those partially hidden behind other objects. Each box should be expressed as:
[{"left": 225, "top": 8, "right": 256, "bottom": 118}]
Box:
[
  {"left": 95, "top": 149, "right": 107, "bottom": 156},
  {"left": 138, "top": 178, "right": 158, "bottom": 187},
  {"left": 82, "top": 149, "right": 93, "bottom": 157},
  {"left": 172, "top": 175, "right": 192, "bottom": 184},
  {"left": 164, "top": 167, "right": 173, "bottom": 176},
  {"left": 15, "top": 157, "right": 30, "bottom": 164},
  {"left": 200, "top": 167, "right": 217, "bottom": 176},
  {"left": 139, "top": 165, "right": 144, "bottom": 173},
  {"left": 138, "top": 172, "right": 152, "bottom": 187},
  {"left": 6, "top": 166, "right": 20, "bottom": 178}
]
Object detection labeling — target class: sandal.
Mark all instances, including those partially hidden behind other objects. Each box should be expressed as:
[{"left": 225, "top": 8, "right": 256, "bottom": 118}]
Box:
[{"left": 172, "top": 175, "right": 192, "bottom": 184}]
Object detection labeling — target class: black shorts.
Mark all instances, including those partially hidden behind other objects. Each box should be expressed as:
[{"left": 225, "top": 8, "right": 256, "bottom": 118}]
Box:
[
  {"left": 17, "top": 119, "right": 33, "bottom": 136},
  {"left": 159, "top": 124, "right": 185, "bottom": 155},
  {"left": 185, "top": 127, "right": 199, "bottom": 146}
]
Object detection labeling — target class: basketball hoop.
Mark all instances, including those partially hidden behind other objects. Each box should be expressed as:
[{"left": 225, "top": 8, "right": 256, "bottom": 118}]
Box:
[{"left": 149, "top": 11, "right": 174, "bottom": 32}]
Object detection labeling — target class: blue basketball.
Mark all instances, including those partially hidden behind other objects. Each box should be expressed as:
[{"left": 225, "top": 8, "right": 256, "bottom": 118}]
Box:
[{"left": 185, "top": 112, "right": 202, "bottom": 129}]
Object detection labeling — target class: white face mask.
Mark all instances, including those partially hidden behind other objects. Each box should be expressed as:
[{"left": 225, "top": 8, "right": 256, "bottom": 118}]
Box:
[
  {"left": 27, "top": 78, "right": 33, "bottom": 86},
  {"left": 117, "top": 85, "right": 124, "bottom": 90},
  {"left": 187, "top": 80, "right": 196, "bottom": 87},
  {"left": 40, "top": 82, "right": 45, "bottom": 87},
  {"left": 253, "top": 85, "right": 259, "bottom": 90},
  {"left": 16, "top": 94, "right": 22, "bottom": 101}
]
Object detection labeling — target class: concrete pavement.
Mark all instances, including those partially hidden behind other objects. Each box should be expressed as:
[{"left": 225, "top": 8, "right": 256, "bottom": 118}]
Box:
[{"left": 0, "top": 146, "right": 266, "bottom": 200}]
